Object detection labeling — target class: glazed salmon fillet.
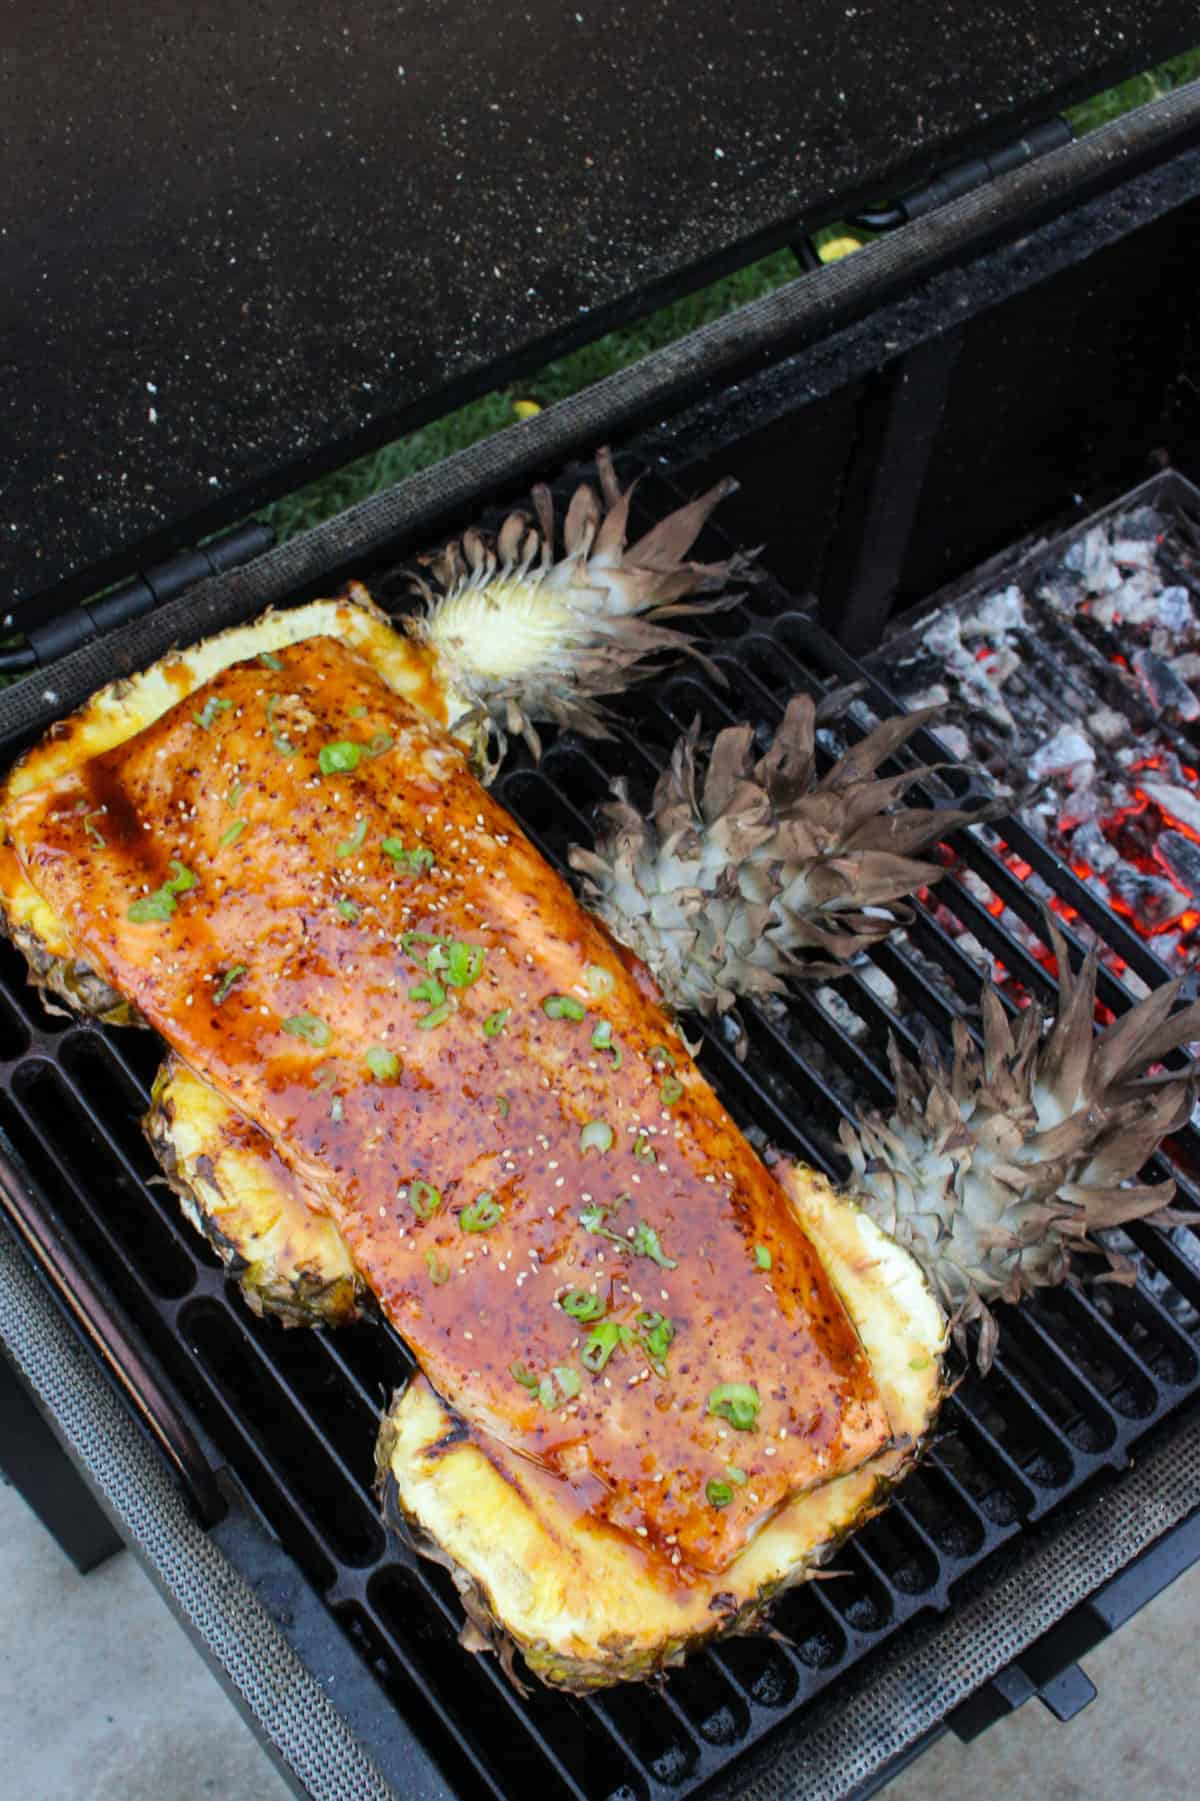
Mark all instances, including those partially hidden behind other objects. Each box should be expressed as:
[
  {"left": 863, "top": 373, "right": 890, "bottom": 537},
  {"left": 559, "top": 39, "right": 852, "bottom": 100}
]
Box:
[{"left": 3, "top": 635, "right": 890, "bottom": 1572}]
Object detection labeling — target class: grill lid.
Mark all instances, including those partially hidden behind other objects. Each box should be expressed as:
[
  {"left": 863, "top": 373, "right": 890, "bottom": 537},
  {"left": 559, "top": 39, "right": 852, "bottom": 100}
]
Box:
[{"left": 5, "top": 0, "right": 1198, "bottom": 619}]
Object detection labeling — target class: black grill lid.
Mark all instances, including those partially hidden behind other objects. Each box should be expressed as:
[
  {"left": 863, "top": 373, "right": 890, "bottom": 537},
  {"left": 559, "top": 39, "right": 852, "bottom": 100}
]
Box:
[{"left": 4, "top": 0, "right": 1198, "bottom": 618}]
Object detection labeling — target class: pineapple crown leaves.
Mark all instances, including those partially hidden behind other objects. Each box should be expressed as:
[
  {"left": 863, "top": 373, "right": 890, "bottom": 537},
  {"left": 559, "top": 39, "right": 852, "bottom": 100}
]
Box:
[
  {"left": 405, "top": 448, "right": 755, "bottom": 777},
  {"left": 569, "top": 695, "right": 988, "bottom": 1034},
  {"left": 843, "top": 914, "right": 1200, "bottom": 1372}
]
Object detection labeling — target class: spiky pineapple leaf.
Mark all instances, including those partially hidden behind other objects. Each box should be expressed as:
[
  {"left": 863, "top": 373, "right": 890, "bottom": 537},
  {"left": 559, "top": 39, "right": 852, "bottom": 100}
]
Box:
[
  {"left": 844, "top": 916, "right": 1200, "bottom": 1370},
  {"left": 571, "top": 697, "right": 988, "bottom": 1033}
]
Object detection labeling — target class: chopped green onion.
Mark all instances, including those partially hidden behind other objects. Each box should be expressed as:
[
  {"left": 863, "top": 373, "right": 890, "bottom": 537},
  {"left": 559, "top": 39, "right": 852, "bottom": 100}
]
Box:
[
  {"left": 579, "top": 1197, "right": 631, "bottom": 1249},
  {"left": 409, "top": 975, "right": 446, "bottom": 1008},
  {"left": 382, "top": 839, "right": 435, "bottom": 875},
  {"left": 580, "top": 1321, "right": 631, "bottom": 1374},
  {"left": 336, "top": 898, "right": 360, "bottom": 922},
  {"left": 400, "top": 930, "right": 446, "bottom": 952},
  {"left": 219, "top": 819, "right": 247, "bottom": 848},
  {"left": 496, "top": 1095, "right": 510, "bottom": 1119},
  {"left": 633, "top": 1133, "right": 657, "bottom": 1163},
  {"left": 561, "top": 1288, "right": 605, "bottom": 1322},
  {"left": 335, "top": 818, "right": 368, "bottom": 859},
  {"left": 347, "top": 703, "right": 367, "bottom": 718},
  {"left": 283, "top": 1012, "right": 332, "bottom": 1047},
  {"left": 424, "top": 943, "right": 448, "bottom": 974},
  {"left": 707, "top": 1384, "right": 761, "bottom": 1432},
  {"left": 908, "top": 1356, "right": 931, "bottom": 1371},
  {"left": 648, "top": 1045, "right": 676, "bottom": 1071},
  {"left": 258, "top": 650, "right": 284, "bottom": 670},
  {"left": 538, "top": 1367, "right": 581, "bottom": 1408},
  {"left": 314, "top": 1066, "right": 337, "bottom": 1091},
  {"left": 127, "top": 860, "right": 196, "bottom": 923},
  {"left": 365, "top": 1046, "right": 401, "bottom": 1082},
  {"left": 425, "top": 1250, "right": 451, "bottom": 1285},
  {"left": 213, "top": 964, "right": 247, "bottom": 1005},
  {"left": 542, "top": 993, "right": 586, "bottom": 1021},
  {"left": 266, "top": 694, "right": 297, "bottom": 755},
  {"left": 82, "top": 809, "right": 106, "bottom": 848},
  {"left": 461, "top": 1191, "right": 503, "bottom": 1233},
  {"left": 319, "top": 740, "right": 361, "bottom": 776},
  {"left": 584, "top": 965, "right": 616, "bottom": 996},
  {"left": 405, "top": 1180, "right": 442, "bottom": 1220},
  {"left": 511, "top": 1362, "right": 539, "bottom": 1393},
  {"left": 579, "top": 1119, "right": 613, "bottom": 1155},
  {"left": 588, "top": 1019, "right": 622, "bottom": 1069},
  {"left": 706, "top": 1479, "right": 734, "bottom": 1509},
  {"left": 445, "top": 942, "right": 485, "bottom": 989},
  {"left": 754, "top": 1244, "right": 772, "bottom": 1271},
  {"left": 727, "top": 1466, "right": 748, "bottom": 1485},
  {"left": 636, "top": 1311, "right": 676, "bottom": 1367},
  {"left": 193, "top": 695, "right": 232, "bottom": 730},
  {"left": 226, "top": 783, "right": 245, "bottom": 811},
  {"left": 128, "top": 890, "right": 176, "bottom": 923},
  {"left": 659, "top": 1075, "right": 684, "bottom": 1107},
  {"left": 633, "top": 1222, "right": 677, "bottom": 1269},
  {"left": 330, "top": 1095, "right": 345, "bottom": 1123},
  {"left": 550, "top": 1366, "right": 581, "bottom": 1402},
  {"left": 483, "top": 1008, "right": 510, "bottom": 1038},
  {"left": 365, "top": 731, "right": 393, "bottom": 758},
  {"left": 417, "top": 1002, "right": 452, "bottom": 1030}
]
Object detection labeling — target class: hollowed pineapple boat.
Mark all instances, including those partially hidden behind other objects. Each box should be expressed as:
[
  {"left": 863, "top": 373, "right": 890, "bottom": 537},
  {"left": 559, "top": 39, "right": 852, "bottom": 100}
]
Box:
[{"left": 0, "top": 460, "right": 1194, "bottom": 1691}]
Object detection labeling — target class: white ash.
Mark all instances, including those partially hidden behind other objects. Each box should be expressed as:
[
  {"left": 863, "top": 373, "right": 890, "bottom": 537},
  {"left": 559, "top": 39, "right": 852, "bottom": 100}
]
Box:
[
  {"left": 1066, "top": 820, "right": 1119, "bottom": 875},
  {"left": 962, "top": 584, "right": 1025, "bottom": 637},
  {"left": 933, "top": 723, "right": 971, "bottom": 760},
  {"left": 1156, "top": 586, "right": 1195, "bottom": 636},
  {"left": 1171, "top": 653, "right": 1200, "bottom": 680},
  {"left": 1088, "top": 706, "right": 1130, "bottom": 747},
  {"left": 1027, "top": 725, "right": 1095, "bottom": 785},
  {"left": 856, "top": 959, "right": 900, "bottom": 1014},
  {"left": 815, "top": 986, "right": 869, "bottom": 1042}
]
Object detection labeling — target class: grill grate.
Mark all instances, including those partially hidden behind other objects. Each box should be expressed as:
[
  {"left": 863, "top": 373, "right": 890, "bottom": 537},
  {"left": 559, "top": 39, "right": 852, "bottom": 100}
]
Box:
[{"left": 1, "top": 467, "right": 1199, "bottom": 1800}]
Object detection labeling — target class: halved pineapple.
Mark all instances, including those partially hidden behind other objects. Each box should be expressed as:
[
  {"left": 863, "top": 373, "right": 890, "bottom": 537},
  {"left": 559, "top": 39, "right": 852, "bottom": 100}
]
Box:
[
  {"left": 148, "top": 1060, "right": 366, "bottom": 1327},
  {"left": 376, "top": 1162, "right": 945, "bottom": 1689}
]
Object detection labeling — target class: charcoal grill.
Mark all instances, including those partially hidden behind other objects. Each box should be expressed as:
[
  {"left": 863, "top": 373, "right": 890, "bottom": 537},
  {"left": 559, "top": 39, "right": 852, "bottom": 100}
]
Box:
[{"left": 4, "top": 13, "right": 1200, "bottom": 1800}]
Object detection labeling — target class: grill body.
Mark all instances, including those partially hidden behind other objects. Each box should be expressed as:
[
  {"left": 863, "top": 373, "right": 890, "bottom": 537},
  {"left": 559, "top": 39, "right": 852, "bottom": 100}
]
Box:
[{"left": 1, "top": 83, "right": 1200, "bottom": 1801}]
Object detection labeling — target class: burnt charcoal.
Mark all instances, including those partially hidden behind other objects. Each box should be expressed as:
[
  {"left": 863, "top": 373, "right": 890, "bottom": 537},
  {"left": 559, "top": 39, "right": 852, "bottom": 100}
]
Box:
[
  {"left": 1106, "top": 866, "right": 1189, "bottom": 932},
  {"left": 1132, "top": 649, "right": 1200, "bottom": 721},
  {"left": 1066, "top": 820, "right": 1119, "bottom": 875},
  {"left": 1142, "top": 781, "right": 1200, "bottom": 839},
  {"left": 1154, "top": 830, "right": 1200, "bottom": 899}
]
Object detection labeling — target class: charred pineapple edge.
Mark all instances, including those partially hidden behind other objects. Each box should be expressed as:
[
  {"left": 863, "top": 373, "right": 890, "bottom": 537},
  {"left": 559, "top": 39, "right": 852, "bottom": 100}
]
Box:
[
  {"left": 146, "top": 1060, "right": 369, "bottom": 1328},
  {"left": 374, "top": 1164, "right": 947, "bottom": 1690},
  {"left": 0, "top": 589, "right": 443, "bottom": 1007}
]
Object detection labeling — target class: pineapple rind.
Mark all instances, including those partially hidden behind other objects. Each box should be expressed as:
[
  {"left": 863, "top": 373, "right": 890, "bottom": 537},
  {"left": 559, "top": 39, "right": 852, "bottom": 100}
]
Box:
[
  {"left": 375, "top": 1163, "right": 946, "bottom": 1690},
  {"left": 146, "top": 1059, "right": 367, "bottom": 1329}
]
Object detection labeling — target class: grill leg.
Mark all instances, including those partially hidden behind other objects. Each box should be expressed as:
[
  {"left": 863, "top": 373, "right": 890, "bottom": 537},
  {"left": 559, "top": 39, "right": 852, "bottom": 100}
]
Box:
[{"left": 0, "top": 1345, "right": 124, "bottom": 1573}]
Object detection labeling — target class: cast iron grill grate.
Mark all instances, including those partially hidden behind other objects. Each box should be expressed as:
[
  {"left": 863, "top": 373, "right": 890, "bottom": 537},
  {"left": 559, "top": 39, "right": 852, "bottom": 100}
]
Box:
[{"left": 1, "top": 463, "right": 1198, "bottom": 1800}]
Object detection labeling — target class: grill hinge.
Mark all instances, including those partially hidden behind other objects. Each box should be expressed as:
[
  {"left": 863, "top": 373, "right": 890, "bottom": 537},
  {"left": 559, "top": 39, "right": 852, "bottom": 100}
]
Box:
[
  {"left": 849, "top": 115, "right": 1074, "bottom": 231},
  {"left": 10, "top": 519, "right": 276, "bottom": 675}
]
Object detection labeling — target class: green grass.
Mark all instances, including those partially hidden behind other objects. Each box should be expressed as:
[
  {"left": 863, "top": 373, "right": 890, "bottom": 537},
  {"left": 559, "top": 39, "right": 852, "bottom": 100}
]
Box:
[{"left": 265, "top": 49, "right": 1200, "bottom": 543}]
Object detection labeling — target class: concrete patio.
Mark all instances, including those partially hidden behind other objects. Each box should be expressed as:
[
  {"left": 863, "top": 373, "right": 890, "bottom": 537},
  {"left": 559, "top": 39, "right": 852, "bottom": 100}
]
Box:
[{"left": 1, "top": 1471, "right": 1193, "bottom": 1799}]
